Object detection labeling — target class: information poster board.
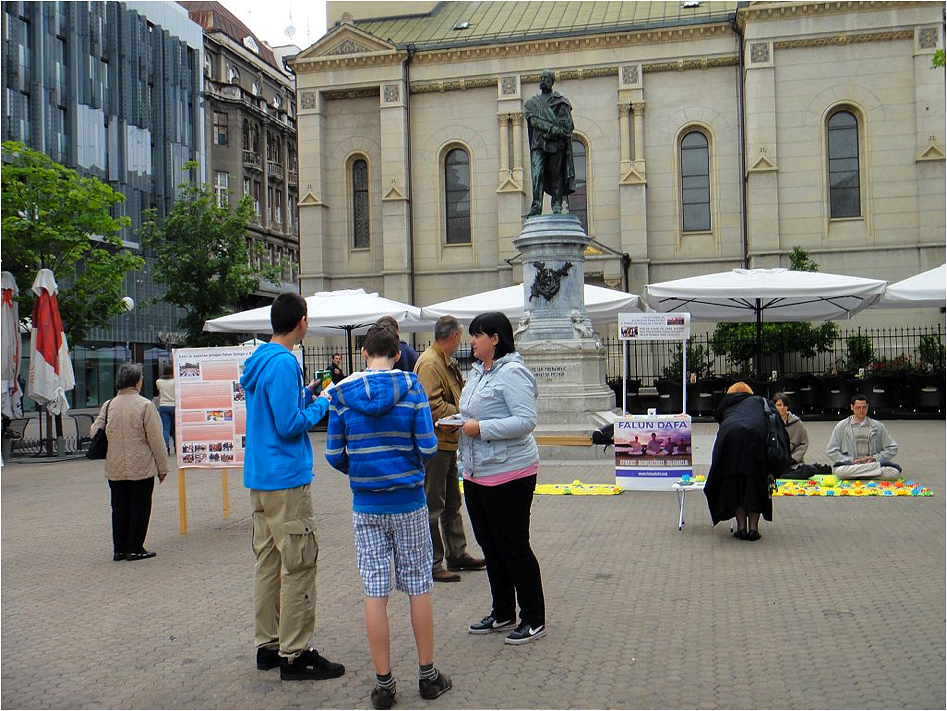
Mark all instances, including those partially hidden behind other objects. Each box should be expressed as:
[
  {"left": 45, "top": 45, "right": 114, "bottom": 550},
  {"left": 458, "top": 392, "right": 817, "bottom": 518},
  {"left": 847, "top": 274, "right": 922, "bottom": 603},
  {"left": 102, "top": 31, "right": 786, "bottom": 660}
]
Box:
[
  {"left": 618, "top": 312, "right": 691, "bottom": 341},
  {"left": 172, "top": 345, "right": 302, "bottom": 470},
  {"left": 614, "top": 414, "right": 693, "bottom": 490}
]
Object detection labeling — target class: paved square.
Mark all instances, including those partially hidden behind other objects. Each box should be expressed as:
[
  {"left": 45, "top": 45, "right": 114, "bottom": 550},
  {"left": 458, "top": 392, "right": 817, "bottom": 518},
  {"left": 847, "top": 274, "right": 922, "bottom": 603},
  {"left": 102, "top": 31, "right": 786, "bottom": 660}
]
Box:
[{"left": 2, "top": 421, "right": 944, "bottom": 709}]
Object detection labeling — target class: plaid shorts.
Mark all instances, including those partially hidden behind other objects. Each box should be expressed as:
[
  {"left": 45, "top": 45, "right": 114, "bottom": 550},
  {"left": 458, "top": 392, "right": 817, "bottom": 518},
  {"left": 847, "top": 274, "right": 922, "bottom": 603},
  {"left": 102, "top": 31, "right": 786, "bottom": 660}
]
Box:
[{"left": 353, "top": 506, "right": 434, "bottom": 597}]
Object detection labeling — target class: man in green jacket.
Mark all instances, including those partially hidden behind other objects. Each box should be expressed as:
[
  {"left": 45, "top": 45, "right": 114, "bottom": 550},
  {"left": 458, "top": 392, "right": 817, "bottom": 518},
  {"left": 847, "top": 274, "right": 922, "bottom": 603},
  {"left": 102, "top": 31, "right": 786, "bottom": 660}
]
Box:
[{"left": 415, "top": 316, "right": 485, "bottom": 582}]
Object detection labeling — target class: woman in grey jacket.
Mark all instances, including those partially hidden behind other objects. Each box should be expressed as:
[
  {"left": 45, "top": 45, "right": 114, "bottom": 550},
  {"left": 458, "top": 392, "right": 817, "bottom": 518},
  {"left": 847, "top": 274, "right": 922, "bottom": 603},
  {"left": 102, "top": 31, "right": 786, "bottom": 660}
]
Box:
[{"left": 456, "top": 312, "right": 546, "bottom": 646}]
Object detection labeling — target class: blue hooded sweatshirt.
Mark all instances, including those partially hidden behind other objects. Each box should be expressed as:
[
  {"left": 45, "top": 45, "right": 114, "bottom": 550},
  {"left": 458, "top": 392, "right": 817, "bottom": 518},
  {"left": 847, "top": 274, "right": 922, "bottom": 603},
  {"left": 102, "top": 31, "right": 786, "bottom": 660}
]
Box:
[
  {"left": 325, "top": 369, "right": 437, "bottom": 514},
  {"left": 241, "top": 342, "right": 328, "bottom": 490}
]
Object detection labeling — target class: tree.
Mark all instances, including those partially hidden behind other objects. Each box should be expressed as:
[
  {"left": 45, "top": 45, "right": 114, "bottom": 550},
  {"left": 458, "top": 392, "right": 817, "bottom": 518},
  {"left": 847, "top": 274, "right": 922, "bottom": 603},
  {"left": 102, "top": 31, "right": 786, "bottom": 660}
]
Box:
[
  {"left": 710, "top": 246, "right": 838, "bottom": 374},
  {"left": 933, "top": 49, "right": 945, "bottom": 69},
  {"left": 1, "top": 141, "right": 144, "bottom": 345},
  {"left": 141, "top": 162, "right": 282, "bottom": 347}
]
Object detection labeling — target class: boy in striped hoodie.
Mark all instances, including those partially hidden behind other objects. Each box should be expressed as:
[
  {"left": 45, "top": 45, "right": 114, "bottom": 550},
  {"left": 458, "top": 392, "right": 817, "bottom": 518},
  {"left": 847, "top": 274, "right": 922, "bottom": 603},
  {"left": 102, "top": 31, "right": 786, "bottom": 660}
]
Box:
[{"left": 325, "top": 323, "right": 450, "bottom": 710}]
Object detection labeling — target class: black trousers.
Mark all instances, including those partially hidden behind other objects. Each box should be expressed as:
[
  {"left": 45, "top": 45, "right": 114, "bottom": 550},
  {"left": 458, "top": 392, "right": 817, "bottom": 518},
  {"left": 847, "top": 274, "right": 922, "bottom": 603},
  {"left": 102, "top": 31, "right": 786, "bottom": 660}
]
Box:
[
  {"left": 464, "top": 474, "right": 545, "bottom": 627},
  {"left": 108, "top": 477, "right": 155, "bottom": 555}
]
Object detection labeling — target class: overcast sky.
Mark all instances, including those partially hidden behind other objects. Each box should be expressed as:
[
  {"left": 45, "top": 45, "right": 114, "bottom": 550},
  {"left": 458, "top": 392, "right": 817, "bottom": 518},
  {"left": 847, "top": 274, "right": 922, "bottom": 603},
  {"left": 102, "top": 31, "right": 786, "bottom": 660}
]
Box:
[{"left": 221, "top": 0, "right": 328, "bottom": 51}]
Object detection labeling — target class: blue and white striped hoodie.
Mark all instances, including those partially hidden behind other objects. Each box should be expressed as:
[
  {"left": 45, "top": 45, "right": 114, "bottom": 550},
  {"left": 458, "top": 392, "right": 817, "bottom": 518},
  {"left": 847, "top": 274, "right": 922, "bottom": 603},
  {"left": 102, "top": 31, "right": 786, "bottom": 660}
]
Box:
[{"left": 325, "top": 369, "right": 438, "bottom": 514}]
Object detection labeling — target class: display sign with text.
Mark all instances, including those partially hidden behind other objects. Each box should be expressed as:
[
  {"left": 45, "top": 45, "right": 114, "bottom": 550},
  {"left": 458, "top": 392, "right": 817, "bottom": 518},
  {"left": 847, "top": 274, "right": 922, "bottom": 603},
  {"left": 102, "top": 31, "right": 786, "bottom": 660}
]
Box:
[
  {"left": 172, "top": 345, "right": 302, "bottom": 469},
  {"left": 614, "top": 414, "right": 693, "bottom": 490},
  {"left": 618, "top": 312, "right": 691, "bottom": 341}
]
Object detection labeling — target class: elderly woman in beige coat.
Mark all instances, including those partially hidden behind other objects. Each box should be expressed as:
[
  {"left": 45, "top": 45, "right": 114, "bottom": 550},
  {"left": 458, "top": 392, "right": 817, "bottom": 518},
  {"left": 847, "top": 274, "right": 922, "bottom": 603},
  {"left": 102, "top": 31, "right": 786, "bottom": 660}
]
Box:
[{"left": 91, "top": 362, "right": 169, "bottom": 561}]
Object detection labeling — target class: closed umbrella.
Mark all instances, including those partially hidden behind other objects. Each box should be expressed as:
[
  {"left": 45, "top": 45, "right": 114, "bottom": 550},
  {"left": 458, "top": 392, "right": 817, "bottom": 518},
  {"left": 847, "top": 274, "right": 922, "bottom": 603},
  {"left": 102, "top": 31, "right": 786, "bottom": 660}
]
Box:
[
  {"left": 1, "top": 271, "right": 23, "bottom": 419},
  {"left": 204, "top": 289, "right": 432, "bottom": 372},
  {"left": 422, "top": 283, "right": 642, "bottom": 324},
  {"left": 28, "top": 269, "right": 75, "bottom": 416}
]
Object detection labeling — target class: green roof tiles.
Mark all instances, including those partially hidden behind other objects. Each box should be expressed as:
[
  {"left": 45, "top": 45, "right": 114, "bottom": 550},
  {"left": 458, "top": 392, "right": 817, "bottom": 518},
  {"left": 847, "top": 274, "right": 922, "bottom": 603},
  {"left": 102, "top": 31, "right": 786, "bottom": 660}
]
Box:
[{"left": 350, "top": 1, "right": 740, "bottom": 49}]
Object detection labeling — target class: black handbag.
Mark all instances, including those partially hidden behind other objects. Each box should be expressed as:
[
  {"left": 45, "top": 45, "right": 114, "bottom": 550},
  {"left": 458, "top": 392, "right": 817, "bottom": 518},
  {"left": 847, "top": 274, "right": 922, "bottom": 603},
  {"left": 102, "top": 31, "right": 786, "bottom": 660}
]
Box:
[{"left": 86, "top": 400, "right": 111, "bottom": 460}]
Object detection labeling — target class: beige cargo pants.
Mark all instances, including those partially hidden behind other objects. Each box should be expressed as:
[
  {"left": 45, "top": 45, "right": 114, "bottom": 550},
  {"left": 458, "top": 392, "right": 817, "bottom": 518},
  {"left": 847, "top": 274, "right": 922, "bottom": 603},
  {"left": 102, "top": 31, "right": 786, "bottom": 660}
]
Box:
[{"left": 250, "top": 483, "right": 319, "bottom": 659}]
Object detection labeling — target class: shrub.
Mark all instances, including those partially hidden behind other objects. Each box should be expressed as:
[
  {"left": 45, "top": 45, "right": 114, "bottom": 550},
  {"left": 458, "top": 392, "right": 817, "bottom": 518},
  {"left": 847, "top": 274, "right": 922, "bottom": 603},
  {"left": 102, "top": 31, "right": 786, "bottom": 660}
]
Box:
[
  {"left": 918, "top": 334, "right": 945, "bottom": 370},
  {"left": 843, "top": 334, "right": 873, "bottom": 372}
]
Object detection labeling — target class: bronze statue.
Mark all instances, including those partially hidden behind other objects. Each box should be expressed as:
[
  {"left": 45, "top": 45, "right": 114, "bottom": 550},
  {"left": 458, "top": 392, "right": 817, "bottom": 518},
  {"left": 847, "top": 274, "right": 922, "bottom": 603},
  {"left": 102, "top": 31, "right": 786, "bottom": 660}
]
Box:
[{"left": 524, "top": 69, "right": 576, "bottom": 217}]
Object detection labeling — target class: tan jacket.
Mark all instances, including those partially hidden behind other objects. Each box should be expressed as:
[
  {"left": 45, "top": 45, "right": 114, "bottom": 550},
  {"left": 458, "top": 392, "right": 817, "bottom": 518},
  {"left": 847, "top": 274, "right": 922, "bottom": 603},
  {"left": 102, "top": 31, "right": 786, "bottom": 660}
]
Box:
[
  {"left": 91, "top": 388, "right": 169, "bottom": 480},
  {"left": 414, "top": 343, "right": 464, "bottom": 451}
]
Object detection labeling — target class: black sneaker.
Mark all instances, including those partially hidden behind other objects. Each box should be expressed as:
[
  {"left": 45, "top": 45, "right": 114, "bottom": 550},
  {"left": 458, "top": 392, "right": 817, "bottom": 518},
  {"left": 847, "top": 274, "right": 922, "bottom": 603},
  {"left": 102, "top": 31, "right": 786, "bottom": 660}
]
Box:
[
  {"left": 371, "top": 683, "right": 396, "bottom": 709},
  {"left": 256, "top": 646, "right": 280, "bottom": 670},
  {"left": 468, "top": 615, "right": 516, "bottom": 634},
  {"left": 504, "top": 621, "right": 547, "bottom": 645},
  {"left": 279, "top": 648, "right": 345, "bottom": 681},
  {"left": 418, "top": 670, "right": 452, "bottom": 700}
]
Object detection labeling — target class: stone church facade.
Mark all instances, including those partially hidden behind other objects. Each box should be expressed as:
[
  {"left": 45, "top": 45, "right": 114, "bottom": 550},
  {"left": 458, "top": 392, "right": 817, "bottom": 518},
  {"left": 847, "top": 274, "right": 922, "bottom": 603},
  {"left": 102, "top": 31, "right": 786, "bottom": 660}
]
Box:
[{"left": 290, "top": 1, "right": 945, "bottom": 326}]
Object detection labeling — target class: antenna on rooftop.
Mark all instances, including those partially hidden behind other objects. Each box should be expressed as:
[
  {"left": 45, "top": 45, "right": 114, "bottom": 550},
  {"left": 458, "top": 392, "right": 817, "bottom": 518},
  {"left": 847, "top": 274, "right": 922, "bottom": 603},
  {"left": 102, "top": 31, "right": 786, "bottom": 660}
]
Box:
[{"left": 285, "top": 6, "right": 296, "bottom": 41}]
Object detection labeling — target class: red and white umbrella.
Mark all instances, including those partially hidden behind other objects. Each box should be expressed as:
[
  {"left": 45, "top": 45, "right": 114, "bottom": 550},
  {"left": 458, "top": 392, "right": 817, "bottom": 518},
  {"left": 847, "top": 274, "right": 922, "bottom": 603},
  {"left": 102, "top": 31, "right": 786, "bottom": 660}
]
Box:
[
  {"left": 1, "top": 271, "right": 23, "bottom": 419},
  {"left": 28, "top": 269, "right": 75, "bottom": 415}
]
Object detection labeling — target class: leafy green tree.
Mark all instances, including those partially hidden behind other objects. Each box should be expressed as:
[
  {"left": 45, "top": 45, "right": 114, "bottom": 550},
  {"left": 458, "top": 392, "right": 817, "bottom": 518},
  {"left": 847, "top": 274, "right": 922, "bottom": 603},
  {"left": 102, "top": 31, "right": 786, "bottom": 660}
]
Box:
[
  {"left": 1, "top": 141, "right": 144, "bottom": 345},
  {"left": 141, "top": 162, "right": 282, "bottom": 346},
  {"left": 710, "top": 246, "right": 838, "bottom": 374},
  {"left": 933, "top": 49, "right": 945, "bottom": 69}
]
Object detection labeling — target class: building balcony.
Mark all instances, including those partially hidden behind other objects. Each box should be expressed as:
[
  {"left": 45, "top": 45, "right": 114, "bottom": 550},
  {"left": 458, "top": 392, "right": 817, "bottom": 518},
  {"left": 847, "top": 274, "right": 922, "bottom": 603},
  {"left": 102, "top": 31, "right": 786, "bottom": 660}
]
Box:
[
  {"left": 243, "top": 151, "right": 262, "bottom": 170},
  {"left": 287, "top": 169, "right": 298, "bottom": 186},
  {"left": 267, "top": 161, "right": 284, "bottom": 181}
]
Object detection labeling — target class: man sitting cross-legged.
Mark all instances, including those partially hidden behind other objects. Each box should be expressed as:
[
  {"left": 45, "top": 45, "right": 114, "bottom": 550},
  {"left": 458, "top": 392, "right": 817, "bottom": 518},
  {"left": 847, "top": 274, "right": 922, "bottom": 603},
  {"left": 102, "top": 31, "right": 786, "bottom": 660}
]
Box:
[{"left": 827, "top": 393, "right": 901, "bottom": 480}]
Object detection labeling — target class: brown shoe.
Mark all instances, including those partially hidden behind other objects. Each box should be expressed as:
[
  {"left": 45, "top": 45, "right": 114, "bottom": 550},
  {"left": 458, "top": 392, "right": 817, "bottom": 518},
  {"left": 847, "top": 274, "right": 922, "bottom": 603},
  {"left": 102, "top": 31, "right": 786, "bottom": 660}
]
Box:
[
  {"left": 432, "top": 569, "right": 461, "bottom": 582},
  {"left": 447, "top": 555, "right": 486, "bottom": 572}
]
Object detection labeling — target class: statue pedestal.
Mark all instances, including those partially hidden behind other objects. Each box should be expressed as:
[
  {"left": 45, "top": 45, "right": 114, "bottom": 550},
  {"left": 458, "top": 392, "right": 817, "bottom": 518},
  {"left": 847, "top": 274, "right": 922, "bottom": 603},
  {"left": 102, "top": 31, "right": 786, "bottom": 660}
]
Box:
[{"left": 514, "top": 215, "right": 616, "bottom": 437}]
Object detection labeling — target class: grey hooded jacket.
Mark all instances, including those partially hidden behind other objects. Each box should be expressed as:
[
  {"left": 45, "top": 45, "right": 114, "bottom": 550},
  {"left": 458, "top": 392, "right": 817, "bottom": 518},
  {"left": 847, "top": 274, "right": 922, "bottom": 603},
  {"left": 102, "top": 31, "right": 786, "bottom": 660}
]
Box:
[{"left": 458, "top": 352, "right": 539, "bottom": 478}]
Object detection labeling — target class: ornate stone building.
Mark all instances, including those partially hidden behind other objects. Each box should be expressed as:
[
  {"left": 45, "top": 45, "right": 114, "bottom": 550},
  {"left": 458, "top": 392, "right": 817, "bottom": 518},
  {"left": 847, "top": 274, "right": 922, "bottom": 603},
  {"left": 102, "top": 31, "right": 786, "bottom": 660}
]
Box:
[
  {"left": 291, "top": 1, "right": 945, "bottom": 326},
  {"left": 181, "top": 1, "right": 300, "bottom": 304}
]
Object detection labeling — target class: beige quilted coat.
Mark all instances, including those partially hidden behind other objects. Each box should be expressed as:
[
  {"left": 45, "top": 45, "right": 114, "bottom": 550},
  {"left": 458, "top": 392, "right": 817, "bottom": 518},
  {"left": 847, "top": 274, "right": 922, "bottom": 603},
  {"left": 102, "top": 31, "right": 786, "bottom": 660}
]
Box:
[{"left": 91, "top": 388, "right": 169, "bottom": 480}]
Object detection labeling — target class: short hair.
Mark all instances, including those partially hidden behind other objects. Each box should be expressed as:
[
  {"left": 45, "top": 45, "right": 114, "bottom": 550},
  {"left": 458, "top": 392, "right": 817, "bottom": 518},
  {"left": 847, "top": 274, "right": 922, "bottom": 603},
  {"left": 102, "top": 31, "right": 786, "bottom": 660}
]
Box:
[
  {"left": 468, "top": 312, "right": 516, "bottom": 361},
  {"left": 851, "top": 393, "right": 869, "bottom": 406},
  {"left": 375, "top": 315, "right": 400, "bottom": 336},
  {"left": 116, "top": 362, "right": 144, "bottom": 390},
  {"left": 161, "top": 365, "right": 173, "bottom": 378},
  {"left": 434, "top": 315, "right": 462, "bottom": 342},
  {"left": 727, "top": 381, "right": 753, "bottom": 395},
  {"left": 363, "top": 323, "right": 400, "bottom": 358},
  {"left": 270, "top": 292, "right": 307, "bottom": 335},
  {"left": 773, "top": 392, "right": 790, "bottom": 408},
  {"left": 331, "top": 352, "right": 341, "bottom": 359}
]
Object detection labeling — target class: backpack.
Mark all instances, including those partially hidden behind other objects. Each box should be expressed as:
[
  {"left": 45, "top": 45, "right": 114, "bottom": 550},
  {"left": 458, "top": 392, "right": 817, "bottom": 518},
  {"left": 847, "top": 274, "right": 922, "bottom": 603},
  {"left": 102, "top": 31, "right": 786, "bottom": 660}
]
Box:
[{"left": 760, "top": 397, "right": 792, "bottom": 477}]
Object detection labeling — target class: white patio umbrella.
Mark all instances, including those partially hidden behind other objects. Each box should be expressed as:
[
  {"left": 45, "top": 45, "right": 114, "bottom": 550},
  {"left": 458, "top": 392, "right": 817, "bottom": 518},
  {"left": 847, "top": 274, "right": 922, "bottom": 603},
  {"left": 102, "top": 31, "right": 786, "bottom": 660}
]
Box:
[
  {"left": 422, "top": 283, "right": 642, "bottom": 325},
  {"left": 875, "top": 264, "right": 946, "bottom": 309},
  {"left": 28, "top": 269, "right": 76, "bottom": 416},
  {"left": 644, "top": 267, "right": 887, "bottom": 375},
  {"left": 1, "top": 271, "right": 23, "bottom": 419},
  {"left": 204, "top": 289, "right": 433, "bottom": 371}
]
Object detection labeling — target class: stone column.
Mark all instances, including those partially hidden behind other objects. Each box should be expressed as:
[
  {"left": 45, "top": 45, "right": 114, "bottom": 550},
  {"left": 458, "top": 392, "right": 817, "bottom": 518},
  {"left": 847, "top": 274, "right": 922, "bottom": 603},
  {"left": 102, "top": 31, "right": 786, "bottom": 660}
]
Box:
[
  {"left": 498, "top": 113, "right": 510, "bottom": 185},
  {"left": 619, "top": 103, "right": 632, "bottom": 175},
  {"left": 515, "top": 215, "right": 615, "bottom": 435},
  {"left": 632, "top": 101, "right": 646, "bottom": 175},
  {"left": 379, "top": 80, "right": 411, "bottom": 301},
  {"left": 511, "top": 112, "right": 524, "bottom": 185},
  {"left": 913, "top": 25, "right": 946, "bottom": 247},
  {"left": 297, "top": 89, "right": 328, "bottom": 294}
]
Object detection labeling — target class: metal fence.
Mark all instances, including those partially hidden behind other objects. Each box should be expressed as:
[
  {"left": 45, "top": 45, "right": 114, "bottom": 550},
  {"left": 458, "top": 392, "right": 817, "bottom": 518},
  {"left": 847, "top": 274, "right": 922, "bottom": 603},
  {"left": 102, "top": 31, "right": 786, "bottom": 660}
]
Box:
[{"left": 303, "top": 325, "right": 945, "bottom": 387}]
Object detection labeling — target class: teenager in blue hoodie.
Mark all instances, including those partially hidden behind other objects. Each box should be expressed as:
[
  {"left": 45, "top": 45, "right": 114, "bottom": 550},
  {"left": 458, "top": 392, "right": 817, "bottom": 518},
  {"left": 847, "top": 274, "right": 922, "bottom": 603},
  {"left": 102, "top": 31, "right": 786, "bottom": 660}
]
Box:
[
  {"left": 325, "top": 323, "right": 450, "bottom": 710},
  {"left": 240, "top": 292, "right": 344, "bottom": 682}
]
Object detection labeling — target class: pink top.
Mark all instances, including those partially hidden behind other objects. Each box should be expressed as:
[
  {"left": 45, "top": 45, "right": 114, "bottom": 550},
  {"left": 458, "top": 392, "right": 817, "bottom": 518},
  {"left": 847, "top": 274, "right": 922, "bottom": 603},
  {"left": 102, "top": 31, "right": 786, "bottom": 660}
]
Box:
[{"left": 463, "top": 462, "right": 539, "bottom": 487}]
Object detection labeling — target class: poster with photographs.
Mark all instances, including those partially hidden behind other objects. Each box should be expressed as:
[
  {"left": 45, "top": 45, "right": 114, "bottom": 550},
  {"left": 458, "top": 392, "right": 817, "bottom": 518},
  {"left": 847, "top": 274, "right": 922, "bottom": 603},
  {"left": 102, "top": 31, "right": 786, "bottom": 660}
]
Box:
[
  {"left": 172, "top": 346, "right": 302, "bottom": 469},
  {"left": 618, "top": 312, "right": 691, "bottom": 341},
  {"left": 614, "top": 414, "right": 692, "bottom": 490}
]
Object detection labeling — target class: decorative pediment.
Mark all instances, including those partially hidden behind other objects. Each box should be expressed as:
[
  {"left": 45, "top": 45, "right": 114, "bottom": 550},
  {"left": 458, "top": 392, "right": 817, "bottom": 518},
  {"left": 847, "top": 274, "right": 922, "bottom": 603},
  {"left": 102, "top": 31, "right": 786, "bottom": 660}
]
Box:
[
  {"left": 294, "top": 24, "right": 396, "bottom": 64},
  {"left": 917, "top": 135, "right": 946, "bottom": 162},
  {"left": 382, "top": 181, "right": 407, "bottom": 202},
  {"left": 298, "top": 189, "right": 328, "bottom": 208},
  {"left": 748, "top": 146, "right": 778, "bottom": 173}
]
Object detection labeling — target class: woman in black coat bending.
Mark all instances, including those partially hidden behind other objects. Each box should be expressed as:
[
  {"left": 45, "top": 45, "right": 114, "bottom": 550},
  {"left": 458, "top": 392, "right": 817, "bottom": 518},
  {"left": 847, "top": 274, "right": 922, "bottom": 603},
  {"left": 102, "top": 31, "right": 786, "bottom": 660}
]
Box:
[{"left": 704, "top": 381, "right": 771, "bottom": 541}]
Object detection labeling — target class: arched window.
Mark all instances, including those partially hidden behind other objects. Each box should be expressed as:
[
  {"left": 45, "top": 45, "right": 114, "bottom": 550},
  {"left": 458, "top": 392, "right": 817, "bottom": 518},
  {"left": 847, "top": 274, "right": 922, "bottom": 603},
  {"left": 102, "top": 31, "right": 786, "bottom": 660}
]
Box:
[
  {"left": 352, "top": 158, "right": 370, "bottom": 249},
  {"left": 444, "top": 148, "right": 471, "bottom": 244},
  {"left": 228, "top": 65, "right": 239, "bottom": 84},
  {"left": 827, "top": 110, "right": 861, "bottom": 218},
  {"left": 680, "top": 130, "right": 710, "bottom": 232},
  {"left": 568, "top": 138, "right": 588, "bottom": 231}
]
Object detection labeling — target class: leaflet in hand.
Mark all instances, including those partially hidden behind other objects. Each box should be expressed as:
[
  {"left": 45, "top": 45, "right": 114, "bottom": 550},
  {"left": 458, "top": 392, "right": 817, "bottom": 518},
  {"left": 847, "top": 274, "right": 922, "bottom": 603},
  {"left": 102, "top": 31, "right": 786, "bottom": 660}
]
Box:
[{"left": 436, "top": 414, "right": 465, "bottom": 427}]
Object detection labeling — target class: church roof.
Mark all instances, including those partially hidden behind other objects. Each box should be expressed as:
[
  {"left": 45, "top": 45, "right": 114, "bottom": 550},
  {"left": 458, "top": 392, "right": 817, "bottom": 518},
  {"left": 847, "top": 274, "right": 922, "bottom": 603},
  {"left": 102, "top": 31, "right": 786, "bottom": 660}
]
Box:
[{"left": 345, "top": 1, "right": 740, "bottom": 50}]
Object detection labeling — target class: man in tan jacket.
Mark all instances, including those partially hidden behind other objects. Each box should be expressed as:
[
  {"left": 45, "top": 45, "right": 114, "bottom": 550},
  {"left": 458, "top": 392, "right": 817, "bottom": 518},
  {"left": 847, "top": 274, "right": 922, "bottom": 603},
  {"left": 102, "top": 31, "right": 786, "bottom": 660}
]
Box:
[{"left": 414, "top": 316, "right": 485, "bottom": 582}]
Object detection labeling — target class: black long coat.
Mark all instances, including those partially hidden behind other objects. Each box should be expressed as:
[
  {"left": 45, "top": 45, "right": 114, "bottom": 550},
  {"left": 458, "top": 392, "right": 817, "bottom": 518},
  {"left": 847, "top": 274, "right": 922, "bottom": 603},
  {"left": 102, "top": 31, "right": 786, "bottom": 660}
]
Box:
[{"left": 704, "top": 392, "right": 773, "bottom": 525}]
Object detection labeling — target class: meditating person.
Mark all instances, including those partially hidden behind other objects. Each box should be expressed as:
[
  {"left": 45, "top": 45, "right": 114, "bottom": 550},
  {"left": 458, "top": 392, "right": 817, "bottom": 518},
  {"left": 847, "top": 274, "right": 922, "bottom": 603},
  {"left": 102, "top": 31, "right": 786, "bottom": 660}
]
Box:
[
  {"left": 704, "top": 382, "right": 773, "bottom": 542},
  {"left": 773, "top": 392, "right": 831, "bottom": 479},
  {"left": 827, "top": 393, "right": 900, "bottom": 480}
]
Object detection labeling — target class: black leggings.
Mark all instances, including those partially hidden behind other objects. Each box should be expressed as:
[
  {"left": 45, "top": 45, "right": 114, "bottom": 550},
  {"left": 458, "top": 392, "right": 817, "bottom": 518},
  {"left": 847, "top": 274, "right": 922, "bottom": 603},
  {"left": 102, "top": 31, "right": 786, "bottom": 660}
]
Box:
[
  {"left": 464, "top": 474, "right": 545, "bottom": 627},
  {"left": 108, "top": 477, "right": 155, "bottom": 555}
]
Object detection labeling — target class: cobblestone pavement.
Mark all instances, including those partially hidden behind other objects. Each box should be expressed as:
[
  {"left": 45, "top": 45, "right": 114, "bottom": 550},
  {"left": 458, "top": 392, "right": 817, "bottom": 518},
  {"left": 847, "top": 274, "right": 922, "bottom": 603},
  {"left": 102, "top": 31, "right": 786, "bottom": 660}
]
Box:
[{"left": 2, "top": 421, "right": 944, "bottom": 710}]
